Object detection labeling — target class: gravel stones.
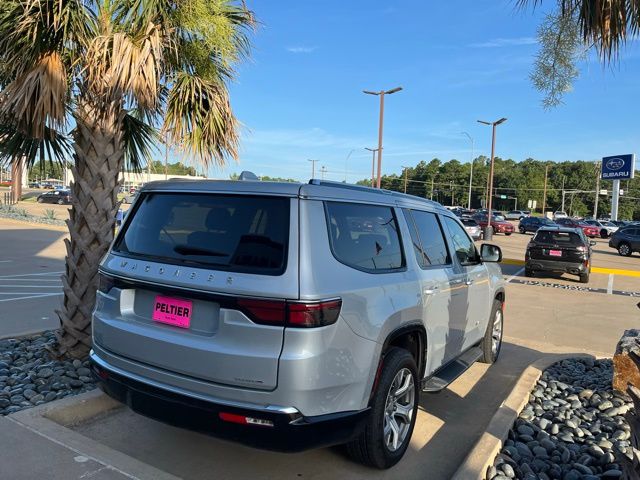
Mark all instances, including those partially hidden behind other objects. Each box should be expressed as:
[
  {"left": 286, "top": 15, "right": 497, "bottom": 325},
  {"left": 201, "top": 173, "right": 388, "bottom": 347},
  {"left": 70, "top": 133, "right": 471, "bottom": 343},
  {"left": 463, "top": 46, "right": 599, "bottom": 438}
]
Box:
[
  {"left": 487, "top": 358, "right": 632, "bottom": 480},
  {"left": 0, "top": 331, "right": 96, "bottom": 416}
]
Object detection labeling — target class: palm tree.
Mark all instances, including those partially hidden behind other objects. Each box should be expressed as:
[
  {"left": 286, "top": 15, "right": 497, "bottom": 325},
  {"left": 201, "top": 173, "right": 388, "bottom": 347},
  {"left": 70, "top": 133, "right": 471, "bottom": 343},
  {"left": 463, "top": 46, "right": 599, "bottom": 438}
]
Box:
[
  {"left": 0, "top": 0, "right": 254, "bottom": 357},
  {"left": 520, "top": 0, "right": 640, "bottom": 106}
]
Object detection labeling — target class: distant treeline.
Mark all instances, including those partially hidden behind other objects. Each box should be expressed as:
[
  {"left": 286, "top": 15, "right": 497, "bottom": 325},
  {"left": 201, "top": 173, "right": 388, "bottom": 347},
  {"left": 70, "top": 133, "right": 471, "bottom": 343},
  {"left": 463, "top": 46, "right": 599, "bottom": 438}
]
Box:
[{"left": 357, "top": 157, "right": 640, "bottom": 220}]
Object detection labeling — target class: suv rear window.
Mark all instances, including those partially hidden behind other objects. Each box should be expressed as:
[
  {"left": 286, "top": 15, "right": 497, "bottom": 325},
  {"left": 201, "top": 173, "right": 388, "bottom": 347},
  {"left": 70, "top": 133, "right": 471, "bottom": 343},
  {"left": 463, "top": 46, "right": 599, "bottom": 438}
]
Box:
[
  {"left": 113, "top": 193, "right": 289, "bottom": 275},
  {"left": 325, "top": 202, "right": 404, "bottom": 272},
  {"left": 533, "top": 230, "right": 582, "bottom": 246}
]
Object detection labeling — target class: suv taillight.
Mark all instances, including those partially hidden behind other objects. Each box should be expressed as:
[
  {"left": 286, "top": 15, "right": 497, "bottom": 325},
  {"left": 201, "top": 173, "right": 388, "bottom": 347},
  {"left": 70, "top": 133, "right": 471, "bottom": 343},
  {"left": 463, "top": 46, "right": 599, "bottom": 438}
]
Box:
[
  {"left": 237, "top": 298, "right": 342, "bottom": 328},
  {"left": 97, "top": 272, "right": 115, "bottom": 293}
]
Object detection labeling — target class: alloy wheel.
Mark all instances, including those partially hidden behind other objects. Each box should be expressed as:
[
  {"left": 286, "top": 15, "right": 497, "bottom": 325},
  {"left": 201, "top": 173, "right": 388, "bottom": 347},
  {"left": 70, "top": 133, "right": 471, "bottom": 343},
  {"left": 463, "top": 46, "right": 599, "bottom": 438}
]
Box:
[
  {"left": 383, "top": 368, "right": 415, "bottom": 452},
  {"left": 619, "top": 244, "right": 631, "bottom": 256},
  {"left": 491, "top": 309, "right": 503, "bottom": 357}
]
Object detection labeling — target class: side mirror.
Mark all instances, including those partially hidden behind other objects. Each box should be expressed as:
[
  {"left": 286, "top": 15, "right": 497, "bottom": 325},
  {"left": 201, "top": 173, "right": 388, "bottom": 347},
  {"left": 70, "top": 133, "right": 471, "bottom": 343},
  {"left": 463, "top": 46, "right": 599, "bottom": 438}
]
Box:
[
  {"left": 481, "top": 243, "right": 502, "bottom": 263},
  {"left": 589, "top": 241, "right": 596, "bottom": 246}
]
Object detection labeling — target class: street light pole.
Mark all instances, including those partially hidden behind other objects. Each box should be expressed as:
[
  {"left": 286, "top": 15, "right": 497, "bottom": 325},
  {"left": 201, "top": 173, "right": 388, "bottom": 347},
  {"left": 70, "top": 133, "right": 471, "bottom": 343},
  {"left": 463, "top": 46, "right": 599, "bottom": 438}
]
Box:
[
  {"left": 364, "top": 148, "right": 379, "bottom": 187},
  {"left": 363, "top": 86, "right": 402, "bottom": 188},
  {"left": 344, "top": 150, "right": 354, "bottom": 182},
  {"left": 402, "top": 166, "right": 409, "bottom": 194},
  {"left": 477, "top": 117, "right": 507, "bottom": 241},
  {"left": 461, "top": 132, "right": 474, "bottom": 210},
  {"left": 307, "top": 159, "right": 319, "bottom": 179}
]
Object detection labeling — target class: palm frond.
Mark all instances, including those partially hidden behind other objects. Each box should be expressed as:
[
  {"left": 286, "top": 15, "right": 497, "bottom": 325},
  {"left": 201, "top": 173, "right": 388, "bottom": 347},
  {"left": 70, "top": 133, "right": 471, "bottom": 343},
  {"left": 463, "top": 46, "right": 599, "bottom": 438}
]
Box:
[
  {"left": 163, "top": 72, "right": 239, "bottom": 168},
  {"left": 85, "top": 21, "right": 166, "bottom": 114},
  {"left": 122, "top": 110, "right": 160, "bottom": 172},
  {"left": 0, "top": 51, "right": 68, "bottom": 139},
  {"left": 518, "top": 0, "right": 640, "bottom": 61},
  {"left": 0, "top": 122, "right": 71, "bottom": 167}
]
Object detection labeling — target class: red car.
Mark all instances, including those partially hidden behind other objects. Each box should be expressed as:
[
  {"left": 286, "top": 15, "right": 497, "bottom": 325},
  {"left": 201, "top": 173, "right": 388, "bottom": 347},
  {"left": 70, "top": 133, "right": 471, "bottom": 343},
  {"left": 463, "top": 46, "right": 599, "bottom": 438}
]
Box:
[
  {"left": 473, "top": 214, "right": 514, "bottom": 235},
  {"left": 555, "top": 218, "right": 599, "bottom": 238}
]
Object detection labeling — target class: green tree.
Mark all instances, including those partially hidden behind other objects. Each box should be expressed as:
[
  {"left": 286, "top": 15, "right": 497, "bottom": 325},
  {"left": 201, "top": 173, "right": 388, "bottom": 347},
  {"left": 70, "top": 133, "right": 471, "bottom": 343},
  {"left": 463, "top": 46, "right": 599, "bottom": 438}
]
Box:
[{"left": 0, "top": 0, "right": 255, "bottom": 357}]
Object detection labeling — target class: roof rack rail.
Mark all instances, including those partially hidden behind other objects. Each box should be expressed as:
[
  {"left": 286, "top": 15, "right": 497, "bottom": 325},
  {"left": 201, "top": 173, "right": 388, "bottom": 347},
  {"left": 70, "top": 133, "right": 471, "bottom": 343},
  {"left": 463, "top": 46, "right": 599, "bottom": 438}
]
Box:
[{"left": 307, "top": 179, "right": 444, "bottom": 209}]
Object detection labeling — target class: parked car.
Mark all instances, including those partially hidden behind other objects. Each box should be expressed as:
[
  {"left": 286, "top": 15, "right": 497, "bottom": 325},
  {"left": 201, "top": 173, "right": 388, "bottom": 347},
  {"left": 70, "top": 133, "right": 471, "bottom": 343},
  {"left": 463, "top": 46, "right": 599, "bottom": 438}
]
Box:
[
  {"left": 461, "top": 218, "right": 482, "bottom": 240},
  {"left": 473, "top": 213, "right": 514, "bottom": 235},
  {"left": 609, "top": 227, "right": 640, "bottom": 257},
  {"left": 28, "top": 182, "right": 41, "bottom": 189},
  {"left": 518, "top": 216, "right": 557, "bottom": 234},
  {"left": 36, "top": 190, "right": 71, "bottom": 205},
  {"left": 553, "top": 211, "right": 568, "bottom": 220},
  {"left": 525, "top": 227, "right": 595, "bottom": 283},
  {"left": 583, "top": 220, "right": 618, "bottom": 238},
  {"left": 90, "top": 179, "right": 506, "bottom": 469},
  {"left": 554, "top": 218, "right": 599, "bottom": 238},
  {"left": 505, "top": 210, "right": 530, "bottom": 221}
]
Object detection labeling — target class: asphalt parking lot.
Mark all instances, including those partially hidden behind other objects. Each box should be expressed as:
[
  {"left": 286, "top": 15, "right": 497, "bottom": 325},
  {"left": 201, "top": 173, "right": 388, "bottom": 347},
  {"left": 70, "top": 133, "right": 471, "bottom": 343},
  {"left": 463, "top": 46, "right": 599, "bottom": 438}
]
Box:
[{"left": 1, "top": 217, "right": 639, "bottom": 479}]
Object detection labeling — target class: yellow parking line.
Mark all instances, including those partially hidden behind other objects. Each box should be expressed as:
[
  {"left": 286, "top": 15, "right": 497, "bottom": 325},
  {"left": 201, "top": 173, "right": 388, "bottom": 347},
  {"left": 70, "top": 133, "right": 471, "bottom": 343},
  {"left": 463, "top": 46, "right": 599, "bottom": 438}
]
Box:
[{"left": 500, "top": 258, "right": 640, "bottom": 278}]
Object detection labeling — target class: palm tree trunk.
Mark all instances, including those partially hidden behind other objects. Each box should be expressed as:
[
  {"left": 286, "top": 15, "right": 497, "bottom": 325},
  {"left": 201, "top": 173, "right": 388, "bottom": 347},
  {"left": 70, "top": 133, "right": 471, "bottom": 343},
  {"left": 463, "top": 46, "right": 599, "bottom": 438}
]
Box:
[{"left": 55, "top": 101, "right": 124, "bottom": 358}]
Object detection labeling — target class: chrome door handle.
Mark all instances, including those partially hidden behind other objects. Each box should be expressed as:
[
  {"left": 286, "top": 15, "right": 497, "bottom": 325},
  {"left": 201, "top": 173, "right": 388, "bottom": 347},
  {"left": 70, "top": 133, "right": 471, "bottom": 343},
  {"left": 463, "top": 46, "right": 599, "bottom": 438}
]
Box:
[
  {"left": 465, "top": 280, "right": 474, "bottom": 286},
  {"left": 424, "top": 286, "right": 439, "bottom": 295}
]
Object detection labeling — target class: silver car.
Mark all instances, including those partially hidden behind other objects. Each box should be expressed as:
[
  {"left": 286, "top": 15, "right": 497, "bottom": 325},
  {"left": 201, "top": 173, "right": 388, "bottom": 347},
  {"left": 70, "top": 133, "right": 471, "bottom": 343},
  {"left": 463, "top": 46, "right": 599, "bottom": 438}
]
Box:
[{"left": 90, "top": 179, "right": 506, "bottom": 469}]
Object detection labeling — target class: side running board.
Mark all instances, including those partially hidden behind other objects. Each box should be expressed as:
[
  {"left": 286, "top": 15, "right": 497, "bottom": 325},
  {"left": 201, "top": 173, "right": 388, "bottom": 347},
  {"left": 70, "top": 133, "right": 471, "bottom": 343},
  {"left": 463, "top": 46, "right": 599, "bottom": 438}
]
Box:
[{"left": 421, "top": 346, "right": 483, "bottom": 393}]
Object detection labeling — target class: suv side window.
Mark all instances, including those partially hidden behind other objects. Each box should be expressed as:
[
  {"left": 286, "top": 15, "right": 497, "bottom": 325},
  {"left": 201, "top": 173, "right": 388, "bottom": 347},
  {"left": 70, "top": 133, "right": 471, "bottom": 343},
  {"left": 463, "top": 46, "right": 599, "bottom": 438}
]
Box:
[
  {"left": 442, "top": 216, "right": 480, "bottom": 266},
  {"left": 325, "top": 202, "right": 404, "bottom": 272},
  {"left": 403, "top": 209, "right": 450, "bottom": 268}
]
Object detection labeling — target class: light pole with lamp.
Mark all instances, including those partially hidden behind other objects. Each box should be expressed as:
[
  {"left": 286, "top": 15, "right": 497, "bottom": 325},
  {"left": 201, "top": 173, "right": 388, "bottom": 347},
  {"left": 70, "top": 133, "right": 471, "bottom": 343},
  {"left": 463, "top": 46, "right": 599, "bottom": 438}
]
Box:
[
  {"left": 363, "top": 86, "right": 402, "bottom": 188},
  {"left": 364, "top": 147, "right": 379, "bottom": 187},
  {"left": 307, "top": 159, "right": 319, "bottom": 179},
  {"left": 461, "top": 131, "right": 474, "bottom": 210},
  {"left": 477, "top": 118, "right": 507, "bottom": 241}
]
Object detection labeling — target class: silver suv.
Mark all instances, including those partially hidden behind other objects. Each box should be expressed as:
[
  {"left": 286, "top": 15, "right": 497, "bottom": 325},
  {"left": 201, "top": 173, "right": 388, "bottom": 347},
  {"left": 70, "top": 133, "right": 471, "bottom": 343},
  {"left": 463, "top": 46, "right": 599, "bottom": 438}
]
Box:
[{"left": 90, "top": 179, "right": 505, "bottom": 469}]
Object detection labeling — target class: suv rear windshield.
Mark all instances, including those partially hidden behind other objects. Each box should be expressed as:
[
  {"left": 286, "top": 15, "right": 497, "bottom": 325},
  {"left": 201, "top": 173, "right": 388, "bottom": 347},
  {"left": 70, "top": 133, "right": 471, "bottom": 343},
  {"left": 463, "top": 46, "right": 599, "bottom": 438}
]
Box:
[
  {"left": 114, "top": 192, "right": 290, "bottom": 275},
  {"left": 533, "top": 230, "right": 583, "bottom": 246}
]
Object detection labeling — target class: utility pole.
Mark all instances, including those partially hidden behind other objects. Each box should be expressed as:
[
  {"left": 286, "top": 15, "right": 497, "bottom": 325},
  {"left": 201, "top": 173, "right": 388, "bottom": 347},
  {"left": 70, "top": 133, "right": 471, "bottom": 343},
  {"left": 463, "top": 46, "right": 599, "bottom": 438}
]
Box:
[
  {"left": 164, "top": 133, "right": 169, "bottom": 180},
  {"left": 542, "top": 164, "right": 549, "bottom": 215},
  {"left": 477, "top": 117, "right": 507, "bottom": 240},
  {"left": 402, "top": 166, "right": 409, "bottom": 194},
  {"left": 561, "top": 176, "right": 566, "bottom": 211},
  {"left": 307, "top": 159, "right": 319, "bottom": 179},
  {"left": 461, "top": 132, "right": 474, "bottom": 210},
  {"left": 320, "top": 165, "right": 327, "bottom": 180},
  {"left": 344, "top": 150, "right": 354, "bottom": 182},
  {"left": 594, "top": 162, "right": 601, "bottom": 219},
  {"left": 363, "top": 86, "right": 402, "bottom": 188},
  {"left": 450, "top": 180, "right": 454, "bottom": 206},
  {"left": 364, "top": 148, "right": 378, "bottom": 187},
  {"left": 430, "top": 177, "right": 434, "bottom": 200}
]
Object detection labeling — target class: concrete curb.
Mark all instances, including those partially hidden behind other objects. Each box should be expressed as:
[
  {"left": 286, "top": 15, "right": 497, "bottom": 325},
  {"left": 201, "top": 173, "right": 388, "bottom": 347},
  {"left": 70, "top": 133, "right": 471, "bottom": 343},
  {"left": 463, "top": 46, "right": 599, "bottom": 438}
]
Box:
[
  {"left": 8, "top": 390, "right": 180, "bottom": 480},
  {"left": 451, "top": 354, "right": 595, "bottom": 480}
]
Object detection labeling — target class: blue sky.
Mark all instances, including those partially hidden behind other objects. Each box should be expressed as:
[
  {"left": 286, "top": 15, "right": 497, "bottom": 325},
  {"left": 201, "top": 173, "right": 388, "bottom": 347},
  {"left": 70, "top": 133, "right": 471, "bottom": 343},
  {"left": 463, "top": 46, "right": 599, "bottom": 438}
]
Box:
[{"left": 196, "top": 0, "right": 640, "bottom": 182}]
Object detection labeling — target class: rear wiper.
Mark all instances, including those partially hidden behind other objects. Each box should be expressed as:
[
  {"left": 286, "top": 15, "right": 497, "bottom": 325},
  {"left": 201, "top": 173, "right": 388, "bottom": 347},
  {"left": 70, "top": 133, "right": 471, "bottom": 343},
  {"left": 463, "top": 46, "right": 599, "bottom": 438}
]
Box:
[{"left": 173, "top": 245, "right": 228, "bottom": 257}]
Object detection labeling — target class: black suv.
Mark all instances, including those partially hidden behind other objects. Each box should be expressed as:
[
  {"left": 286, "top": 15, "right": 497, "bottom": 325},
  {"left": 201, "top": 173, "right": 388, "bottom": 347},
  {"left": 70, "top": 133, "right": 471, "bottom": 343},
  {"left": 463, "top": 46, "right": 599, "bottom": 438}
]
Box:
[
  {"left": 518, "top": 216, "right": 557, "bottom": 234},
  {"left": 525, "top": 227, "right": 595, "bottom": 283},
  {"left": 609, "top": 226, "right": 640, "bottom": 257},
  {"left": 36, "top": 190, "right": 71, "bottom": 205}
]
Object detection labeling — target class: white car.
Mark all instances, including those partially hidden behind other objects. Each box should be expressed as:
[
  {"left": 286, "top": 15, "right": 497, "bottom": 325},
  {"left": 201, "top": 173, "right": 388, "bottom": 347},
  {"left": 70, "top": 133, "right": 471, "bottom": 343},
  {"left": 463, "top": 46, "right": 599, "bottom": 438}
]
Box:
[
  {"left": 505, "top": 210, "right": 530, "bottom": 220},
  {"left": 553, "top": 211, "right": 568, "bottom": 220},
  {"left": 584, "top": 220, "right": 619, "bottom": 238}
]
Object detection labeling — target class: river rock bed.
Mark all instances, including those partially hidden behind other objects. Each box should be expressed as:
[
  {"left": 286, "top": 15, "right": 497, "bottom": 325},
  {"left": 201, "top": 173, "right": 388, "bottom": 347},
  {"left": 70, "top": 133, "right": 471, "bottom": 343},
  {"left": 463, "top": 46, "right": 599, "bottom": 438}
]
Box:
[
  {"left": 0, "top": 331, "right": 96, "bottom": 415},
  {"left": 487, "top": 358, "right": 632, "bottom": 480}
]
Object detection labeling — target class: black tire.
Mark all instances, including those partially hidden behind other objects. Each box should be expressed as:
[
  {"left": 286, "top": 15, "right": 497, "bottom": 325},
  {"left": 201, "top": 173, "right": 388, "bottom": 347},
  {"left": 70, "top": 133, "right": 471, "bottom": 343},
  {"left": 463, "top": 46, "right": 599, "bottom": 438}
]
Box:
[
  {"left": 37, "top": 197, "right": 43, "bottom": 203},
  {"left": 600, "top": 229, "right": 608, "bottom": 239},
  {"left": 346, "top": 347, "right": 418, "bottom": 469},
  {"left": 525, "top": 268, "right": 534, "bottom": 277},
  {"left": 505, "top": 232, "right": 512, "bottom": 236},
  {"left": 579, "top": 272, "right": 589, "bottom": 284},
  {"left": 481, "top": 299, "right": 504, "bottom": 364},
  {"left": 618, "top": 243, "right": 632, "bottom": 257},
  {"left": 519, "top": 226, "right": 526, "bottom": 234}
]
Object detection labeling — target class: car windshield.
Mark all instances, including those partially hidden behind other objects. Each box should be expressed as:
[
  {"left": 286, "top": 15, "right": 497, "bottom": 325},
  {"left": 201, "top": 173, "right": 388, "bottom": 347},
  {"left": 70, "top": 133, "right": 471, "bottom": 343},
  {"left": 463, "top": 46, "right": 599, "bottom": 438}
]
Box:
[
  {"left": 540, "top": 218, "right": 555, "bottom": 225},
  {"left": 602, "top": 221, "right": 614, "bottom": 227},
  {"left": 113, "top": 192, "right": 290, "bottom": 275},
  {"left": 534, "top": 230, "right": 583, "bottom": 246},
  {"left": 462, "top": 219, "right": 478, "bottom": 227},
  {"left": 494, "top": 215, "right": 505, "bottom": 221}
]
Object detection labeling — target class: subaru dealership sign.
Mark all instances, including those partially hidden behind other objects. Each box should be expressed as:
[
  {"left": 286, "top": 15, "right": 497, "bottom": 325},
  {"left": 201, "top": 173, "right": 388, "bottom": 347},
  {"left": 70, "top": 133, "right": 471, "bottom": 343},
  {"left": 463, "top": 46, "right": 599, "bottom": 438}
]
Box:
[{"left": 601, "top": 154, "right": 635, "bottom": 179}]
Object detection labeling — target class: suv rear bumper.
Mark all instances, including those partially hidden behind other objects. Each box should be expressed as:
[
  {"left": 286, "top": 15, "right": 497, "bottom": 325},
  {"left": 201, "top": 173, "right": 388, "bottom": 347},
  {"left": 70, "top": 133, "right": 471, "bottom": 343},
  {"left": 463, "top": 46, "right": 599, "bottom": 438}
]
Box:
[
  {"left": 526, "top": 258, "right": 587, "bottom": 275},
  {"left": 90, "top": 352, "right": 369, "bottom": 452}
]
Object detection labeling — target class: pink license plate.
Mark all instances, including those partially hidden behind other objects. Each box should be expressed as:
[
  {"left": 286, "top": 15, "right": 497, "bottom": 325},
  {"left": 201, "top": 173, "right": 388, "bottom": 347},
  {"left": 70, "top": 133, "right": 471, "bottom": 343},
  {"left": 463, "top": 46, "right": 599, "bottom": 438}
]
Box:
[
  {"left": 152, "top": 295, "right": 193, "bottom": 328},
  {"left": 549, "top": 250, "right": 562, "bottom": 257}
]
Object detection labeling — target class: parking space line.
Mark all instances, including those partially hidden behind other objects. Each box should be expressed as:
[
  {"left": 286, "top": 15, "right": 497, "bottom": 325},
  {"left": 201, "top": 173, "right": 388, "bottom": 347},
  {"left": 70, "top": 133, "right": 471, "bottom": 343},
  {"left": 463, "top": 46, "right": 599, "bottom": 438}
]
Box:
[
  {"left": 607, "top": 274, "right": 614, "bottom": 295},
  {"left": 0, "top": 271, "right": 64, "bottom": 278},
  {"left": 0, "top": 293, "right": 63, "bottom": 302},
  {"left": 506, "top": 267, "right": 525, "bottom": 283}
]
